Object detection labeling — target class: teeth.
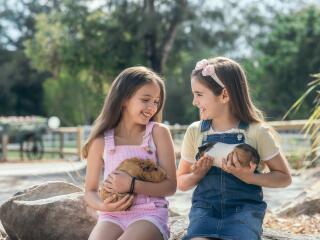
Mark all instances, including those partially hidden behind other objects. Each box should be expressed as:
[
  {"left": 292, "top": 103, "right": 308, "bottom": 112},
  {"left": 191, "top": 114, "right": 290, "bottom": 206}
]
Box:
[{"left": 143, "top": 112, "right": 152, "bottom": 118}]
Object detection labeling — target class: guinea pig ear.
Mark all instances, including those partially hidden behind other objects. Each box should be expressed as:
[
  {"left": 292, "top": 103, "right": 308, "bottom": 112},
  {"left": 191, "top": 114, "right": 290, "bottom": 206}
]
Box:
[{"left": 198, "top": 142, "right": 215, "bottom": 152}]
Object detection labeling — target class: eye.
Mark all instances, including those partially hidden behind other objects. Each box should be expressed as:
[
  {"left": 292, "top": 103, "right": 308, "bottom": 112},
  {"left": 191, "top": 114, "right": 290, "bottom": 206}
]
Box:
[
  {"left": 143, "top": 166, "right": 151, "bottom": 171},
  {"left": 141, "top": 99, "right": 149, "bottom": 103},
  {"left": 193, "top": 92, "right": 202, "bottom": 97}
]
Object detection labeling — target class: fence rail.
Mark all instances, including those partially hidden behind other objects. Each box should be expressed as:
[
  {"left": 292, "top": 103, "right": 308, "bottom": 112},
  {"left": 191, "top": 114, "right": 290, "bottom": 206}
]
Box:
[{"left": 1, "top": 119, "right": 319, "bottom": 162}]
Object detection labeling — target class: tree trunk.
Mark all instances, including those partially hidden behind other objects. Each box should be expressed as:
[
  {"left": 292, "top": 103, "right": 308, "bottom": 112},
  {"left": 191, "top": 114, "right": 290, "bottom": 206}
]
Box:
[{"left": 143, "top": 0, "right": 187, "bottom": 74}]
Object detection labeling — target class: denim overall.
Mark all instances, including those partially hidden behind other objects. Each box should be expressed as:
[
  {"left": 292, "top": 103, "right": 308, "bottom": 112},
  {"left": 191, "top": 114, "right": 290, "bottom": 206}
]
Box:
[{"left": 183, "top": 120, "right": 267, "bottom": 240}]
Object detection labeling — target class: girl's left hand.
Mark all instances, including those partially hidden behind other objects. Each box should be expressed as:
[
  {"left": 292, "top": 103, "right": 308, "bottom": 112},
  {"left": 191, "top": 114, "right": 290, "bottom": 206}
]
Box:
[
  {"left": 222, "top": 151, "right": 256, "bottom": 184},
  {"left": 104, "top": 171, "right": 132, "bottom": 193}
]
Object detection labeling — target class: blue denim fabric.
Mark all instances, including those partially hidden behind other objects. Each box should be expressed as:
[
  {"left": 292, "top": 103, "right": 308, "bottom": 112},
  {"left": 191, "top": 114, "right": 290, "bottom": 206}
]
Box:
[{"left": 183, "top": 120, "right": 267, "bottom": 240}]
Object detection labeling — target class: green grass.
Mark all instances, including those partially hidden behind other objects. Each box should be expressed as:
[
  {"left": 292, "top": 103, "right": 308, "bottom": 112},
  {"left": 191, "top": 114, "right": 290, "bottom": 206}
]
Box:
[{"left": 4, "top": 150, "right": 77, "bottom": 161}]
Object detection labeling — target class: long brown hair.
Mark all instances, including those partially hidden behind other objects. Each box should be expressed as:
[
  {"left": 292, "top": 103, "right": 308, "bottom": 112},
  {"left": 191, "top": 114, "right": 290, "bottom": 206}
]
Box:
[
  {"left": 191, "top": 57, "right": 264, "bottom": 123},
  {"left": 82, "top": 66, "right": 165, "bottom": 158}
]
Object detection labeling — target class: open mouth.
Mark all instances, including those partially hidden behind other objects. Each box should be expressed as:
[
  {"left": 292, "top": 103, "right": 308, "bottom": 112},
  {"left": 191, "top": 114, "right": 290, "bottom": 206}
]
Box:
[{"left": 142, "top": 112, "right": 153, "bottom": 119}]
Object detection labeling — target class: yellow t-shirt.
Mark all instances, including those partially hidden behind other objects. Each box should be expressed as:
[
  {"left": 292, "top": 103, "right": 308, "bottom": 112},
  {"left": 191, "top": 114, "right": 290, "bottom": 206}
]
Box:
[{"left": 181, "top": 121, "right": 280, "bottom": 165}]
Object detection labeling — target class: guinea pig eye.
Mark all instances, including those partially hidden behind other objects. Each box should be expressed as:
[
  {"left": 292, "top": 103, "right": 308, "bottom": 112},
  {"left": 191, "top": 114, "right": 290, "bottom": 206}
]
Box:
[{"left": 143, "top": 166, "right": 150, "bottom": 171}]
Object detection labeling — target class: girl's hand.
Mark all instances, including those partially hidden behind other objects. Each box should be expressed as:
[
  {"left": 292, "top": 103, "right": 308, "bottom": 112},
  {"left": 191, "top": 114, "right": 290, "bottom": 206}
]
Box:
[
  {"left": 222, "top": 151, "right": 256, "bottom": 183},
  {"left": 105, "top": 170, "right": 132, "bottom": 193},
  {"left": 191, "top": 155, "right": 214, "bottom": 178},
  {"left": 100, "top": 193, "right": 134, "bottom": 212}
]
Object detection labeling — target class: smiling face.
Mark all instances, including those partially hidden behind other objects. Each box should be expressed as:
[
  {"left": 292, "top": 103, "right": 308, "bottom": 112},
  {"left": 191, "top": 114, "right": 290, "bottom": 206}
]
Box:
[
  {"left": 122, "top": 82, "right": 161, "bottom": 125},
  {"left": 191, "top": 77, "right": 227, "bottom": 120}
]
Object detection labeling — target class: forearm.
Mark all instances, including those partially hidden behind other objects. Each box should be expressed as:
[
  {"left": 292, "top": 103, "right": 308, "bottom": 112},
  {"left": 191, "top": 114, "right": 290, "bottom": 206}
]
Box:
[
  {"left": 134, "top": 179, "right": 176, "bottom": 197},
  {"left": 84, "top": 191, "right": 104, "bottom": 211},
  {"left": 246, "top": 171, "right": 292, "bottom": 188},
  {"left": 177, "top": 173, "right": 202, "bottom": 191}
]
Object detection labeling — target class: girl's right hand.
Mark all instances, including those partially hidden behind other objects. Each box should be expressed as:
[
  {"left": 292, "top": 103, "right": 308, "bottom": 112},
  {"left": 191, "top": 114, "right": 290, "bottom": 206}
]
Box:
[
  {"left": 99, "top": 194, "right": 134, "bottom": 212},
  {"left": 191, "top": 155, "right": 214, "bottom": 178}
]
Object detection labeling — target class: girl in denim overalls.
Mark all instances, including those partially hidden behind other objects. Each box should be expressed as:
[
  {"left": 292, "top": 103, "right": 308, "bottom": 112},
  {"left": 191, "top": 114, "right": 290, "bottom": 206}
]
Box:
[
  {"left": 177, "top": 57, "right": 292, "bottom": 240},
  {"left": 83, "top": 67, "right": 176, "bottom": 240}
]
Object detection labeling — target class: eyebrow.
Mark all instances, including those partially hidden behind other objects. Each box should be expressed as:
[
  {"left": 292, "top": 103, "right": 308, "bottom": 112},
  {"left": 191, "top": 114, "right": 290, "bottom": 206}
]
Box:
[{"left": 141, "top": 94, "right": 160, "bottom": 98}]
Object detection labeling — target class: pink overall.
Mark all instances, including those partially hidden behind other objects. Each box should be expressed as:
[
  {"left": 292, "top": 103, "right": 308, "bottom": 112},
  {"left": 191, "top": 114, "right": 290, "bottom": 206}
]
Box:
[{"left": 98, "top": 122, "right": 170, "bottom": 240}]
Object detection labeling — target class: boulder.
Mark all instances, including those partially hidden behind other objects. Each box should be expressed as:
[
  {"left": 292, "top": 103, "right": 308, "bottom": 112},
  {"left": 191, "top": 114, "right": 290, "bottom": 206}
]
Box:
[
  {"left": 0, "top": 181, "right": 96, "bottom": 240},
  {"left": 1, "top": 181, "right": 318, "bottom": 240},
  {"left": 277, "top": 181, "right": 320, "bottom": 217},
  {"left": 0, "top": 221, "right": 10, "bottom": 240}
]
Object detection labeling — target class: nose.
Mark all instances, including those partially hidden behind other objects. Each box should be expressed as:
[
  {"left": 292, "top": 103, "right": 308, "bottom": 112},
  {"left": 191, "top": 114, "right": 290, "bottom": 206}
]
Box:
[
  {"left": 192, "top": 96, "right": 197, "bottom": 106},
  {"left": 147, "top": 102, "right": 158, "bottom": 112}
]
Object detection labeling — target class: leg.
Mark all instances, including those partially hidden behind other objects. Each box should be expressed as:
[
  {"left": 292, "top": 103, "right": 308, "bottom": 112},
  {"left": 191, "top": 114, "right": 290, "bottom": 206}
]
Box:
[
  {"left": 88, "top": 221, "right": 123, "bottom": 240},
  {"left": 118, "top": 220, "right": 163, "bottom": 240}
]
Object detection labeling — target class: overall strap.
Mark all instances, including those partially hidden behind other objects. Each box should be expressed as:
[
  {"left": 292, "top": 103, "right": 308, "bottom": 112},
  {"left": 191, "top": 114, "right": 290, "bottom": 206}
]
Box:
[
  {"left": 141, "top": 121, "right": 157, "bottom": 154},
  {"left": 199, "top": 120, "right": 248, "bottom": 144},
  {"left": 201, "top": 119, "right": 249, "bottom": 132},
  {"left": 104, "top": 129, "right": 116, "bottom": 154},
  {"left": 199, "top": 120, "right": 212, "bottom": 144},
  {"left": 200, "top": 120, "right": 212, "bottom": 132}
]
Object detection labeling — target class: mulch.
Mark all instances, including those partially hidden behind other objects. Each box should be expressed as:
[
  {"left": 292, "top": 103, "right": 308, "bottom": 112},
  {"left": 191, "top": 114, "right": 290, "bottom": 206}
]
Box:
[{"left": 264, "top": 212, "right": 320, "bottom": 235}]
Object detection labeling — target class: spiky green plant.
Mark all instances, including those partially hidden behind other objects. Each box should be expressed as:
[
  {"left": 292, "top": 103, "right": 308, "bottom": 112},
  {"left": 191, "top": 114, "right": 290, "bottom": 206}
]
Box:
[{"left": 284, "top": 73, "right": 320, "bottom": 166}]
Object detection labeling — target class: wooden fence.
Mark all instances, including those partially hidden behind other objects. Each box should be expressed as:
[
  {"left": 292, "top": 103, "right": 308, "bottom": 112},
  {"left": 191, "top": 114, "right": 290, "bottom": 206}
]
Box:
[{"left": 1, "top": 119, "right": 319, "bottom": 161}]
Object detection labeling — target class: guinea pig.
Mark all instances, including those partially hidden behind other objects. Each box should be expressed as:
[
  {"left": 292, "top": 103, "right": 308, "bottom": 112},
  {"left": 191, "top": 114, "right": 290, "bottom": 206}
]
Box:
[
  {"left": 99, "top": 157, "right": 166, "bottom": 202},
  {"left": 194, "top": 142, "right": 260, "bottom": 169}
]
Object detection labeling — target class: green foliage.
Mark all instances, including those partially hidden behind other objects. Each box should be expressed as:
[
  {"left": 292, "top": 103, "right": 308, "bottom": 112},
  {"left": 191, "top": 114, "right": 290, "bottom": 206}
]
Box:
[
  {"left": 285, "top": 73, "right": 320, "bottom": 166},
  {"left": 0, "top": 48, "right": 48, "bottom": 115},
  {"left": 23, "top": 0, "right": 242, "bottom": 125},
  {"left": 247, "top": 6, "right": 320, "bottom": 120},
  {"left": 43, "top": 72, "right": 103, "bottom": 125},
  {"left": 0, "top": 0, "right": 54, "bottom": 116},
  {"left": 3, "top": 0, "right": 320, "bottom": 125}
]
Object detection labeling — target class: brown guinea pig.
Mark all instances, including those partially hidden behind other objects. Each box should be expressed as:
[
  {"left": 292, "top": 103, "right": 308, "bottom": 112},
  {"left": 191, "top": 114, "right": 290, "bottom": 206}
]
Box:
[{"left": 99, "top": 158, "right": 166, "bottom": 202}]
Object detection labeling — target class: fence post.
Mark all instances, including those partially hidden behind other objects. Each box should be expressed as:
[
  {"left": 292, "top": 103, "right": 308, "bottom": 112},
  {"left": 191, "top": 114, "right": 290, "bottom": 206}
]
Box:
[
  {"left": 1, "top": 134, "right": 8, "bottom": 162},
  {"left": 77, "top": 127, "right": 83, "bottom": 160},
  {"left": 59, "top": 131, "right": 64, "bottom": 159}
]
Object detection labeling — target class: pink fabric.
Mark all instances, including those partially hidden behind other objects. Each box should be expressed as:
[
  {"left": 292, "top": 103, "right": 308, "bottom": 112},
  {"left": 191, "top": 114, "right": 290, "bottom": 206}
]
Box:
[{"left": 98, "top": 121, "right": 170, "bottom": 240}]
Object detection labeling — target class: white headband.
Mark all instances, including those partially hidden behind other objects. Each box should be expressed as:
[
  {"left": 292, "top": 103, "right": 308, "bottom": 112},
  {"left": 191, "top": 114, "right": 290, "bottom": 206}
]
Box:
[{"left": 194, "top": 59, "right": 225, "bottom": 88}]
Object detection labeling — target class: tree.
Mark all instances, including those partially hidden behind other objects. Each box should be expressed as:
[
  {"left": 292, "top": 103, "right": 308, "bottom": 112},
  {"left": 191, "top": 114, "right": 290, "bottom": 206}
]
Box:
[
  {"left": 24, "top": 0, "right": 242, "bottom": 124},
  {"left": 246, "top": 6, "right": 320, "bottom": 119},
  {"left": 0, "top": 0, "right": 56, "bottom": 116}
]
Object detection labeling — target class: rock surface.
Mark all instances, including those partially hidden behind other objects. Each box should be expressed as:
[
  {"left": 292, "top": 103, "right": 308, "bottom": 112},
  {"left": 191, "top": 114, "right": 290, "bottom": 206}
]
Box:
[
  {"left": 1, "top": 181, "right": 319, "bottom": 240},
  {"left": 0, "top": 181, "right": 96, "bottom": 240},
  {"left": 0, "top": 222, "right": 9, "bottom": 240},
  {"left": 277, "top": 178, "right": 320, "bottom": 217}
]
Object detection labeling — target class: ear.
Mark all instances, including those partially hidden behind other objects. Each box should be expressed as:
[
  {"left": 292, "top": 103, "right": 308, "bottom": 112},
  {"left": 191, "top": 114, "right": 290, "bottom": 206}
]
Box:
[
  {"left": 220, "top": 88, "right": 230, "bottom": 103},
  {"left": 122, "top": 99, "right": 128, "bottom": 109}
]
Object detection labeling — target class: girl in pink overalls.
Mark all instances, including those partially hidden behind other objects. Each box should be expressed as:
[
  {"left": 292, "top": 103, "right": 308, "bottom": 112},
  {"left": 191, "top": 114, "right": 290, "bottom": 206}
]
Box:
[{"left": 83, "top": 67, "right": 177, "bottom": 240}]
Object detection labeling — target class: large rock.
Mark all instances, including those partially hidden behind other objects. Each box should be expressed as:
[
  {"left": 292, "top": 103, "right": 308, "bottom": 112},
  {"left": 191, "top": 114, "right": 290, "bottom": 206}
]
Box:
[
  {"left": 1, "top": 181, "right": 318, "bottom": 240},
  {"left": 0, "top": 181, "right": 96, "bottom": 240},
  {"left": 0, "top": 221, "right": 10, "bottom": 240},
  {"left": 277, "top": 181, "right": 320, "bottom": 217}
]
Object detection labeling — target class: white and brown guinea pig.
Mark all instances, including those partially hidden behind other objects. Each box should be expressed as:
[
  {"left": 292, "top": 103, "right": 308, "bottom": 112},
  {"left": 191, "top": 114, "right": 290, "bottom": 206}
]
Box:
[{"left": 195, "top": 142, "right": 260, "bottom": 169}]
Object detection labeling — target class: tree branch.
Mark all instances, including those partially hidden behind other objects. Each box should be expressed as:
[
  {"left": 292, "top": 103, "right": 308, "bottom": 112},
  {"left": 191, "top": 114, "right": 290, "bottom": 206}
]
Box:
[{"left": 160, "top": 0, "right": 187, "bottom": 72}]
